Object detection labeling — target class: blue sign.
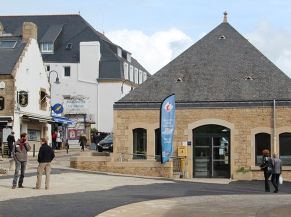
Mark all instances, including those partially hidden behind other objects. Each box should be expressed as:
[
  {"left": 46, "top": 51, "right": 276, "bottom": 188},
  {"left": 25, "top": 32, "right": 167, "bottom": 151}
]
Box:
[
  {"left": 52, "top": 103, "right": 64, "bottom": 114},
  {"left": 160, "top": 94, "right": 176, "bottom": 164}
]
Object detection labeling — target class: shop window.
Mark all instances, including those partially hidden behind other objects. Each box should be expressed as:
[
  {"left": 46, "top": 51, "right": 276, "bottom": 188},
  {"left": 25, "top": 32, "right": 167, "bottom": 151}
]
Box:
[
  {"left": 255, "top": 133, "right": 271, "bottom": 165},
  {"left": 155, "top": 128, "right": 161, "bottom": 161},
  {"left": 39, "top": 89, "right": 47, "bottom": 110},
  {"left": 279, "top": 133, "right": 291, "bottom": 165},
  {"left": 28, "top": 129, "right": 41, "bottom": 141},
  {"left": 133, "top": 128, "right": 147, "bottom": 159}
]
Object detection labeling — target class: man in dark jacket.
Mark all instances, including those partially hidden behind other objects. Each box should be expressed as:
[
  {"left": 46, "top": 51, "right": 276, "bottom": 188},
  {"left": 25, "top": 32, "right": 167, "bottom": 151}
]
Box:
[
  {"left": 35, "top": 138, "right": 55, "bottom": 190},
  {"left": 7, "top": 131, "right": 15, "bottom": 158},
  {"left": 12, "top": 132, "right": 31, "bottom": 189}
]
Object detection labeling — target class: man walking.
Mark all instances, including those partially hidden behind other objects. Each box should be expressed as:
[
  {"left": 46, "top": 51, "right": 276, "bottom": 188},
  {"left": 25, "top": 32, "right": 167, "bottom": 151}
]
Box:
[
  {"left": 7, "top": 131, "right": 15, "bottom": 158},
  {"left": 12, "top": 132, "right": 31, "bottom": 189},
  {"left": 271, "top": 153, "right": 282, "bottom": 193},
  {"left": 35, "top": 138, "right": 55, "bottom": 190}
]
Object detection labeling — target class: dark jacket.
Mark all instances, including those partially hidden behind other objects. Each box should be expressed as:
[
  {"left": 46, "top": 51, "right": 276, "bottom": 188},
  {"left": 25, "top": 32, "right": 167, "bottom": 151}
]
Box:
[
  {"left": 38, "top": 143, "right": 55, "bottom": 163},
  {"left": 260, "top": 156, "right": 273, "bottom": 173},
  {"left": 7, "top": 134, "right": 15, "bottom": 146},
  {"left": 12, "top": 139, "right": 31, "bottom": 162}
]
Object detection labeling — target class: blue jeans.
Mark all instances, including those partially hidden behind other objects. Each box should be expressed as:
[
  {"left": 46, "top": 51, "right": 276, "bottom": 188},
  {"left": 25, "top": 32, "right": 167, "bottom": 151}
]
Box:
[{"left": 12, "top": 160, "right": 27, "bottom": 187}]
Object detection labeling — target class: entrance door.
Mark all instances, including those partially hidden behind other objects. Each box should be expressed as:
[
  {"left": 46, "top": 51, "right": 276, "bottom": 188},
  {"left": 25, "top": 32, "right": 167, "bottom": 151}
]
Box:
[{"left": 193, "top": 125, "right": 230, "bottom": 178}]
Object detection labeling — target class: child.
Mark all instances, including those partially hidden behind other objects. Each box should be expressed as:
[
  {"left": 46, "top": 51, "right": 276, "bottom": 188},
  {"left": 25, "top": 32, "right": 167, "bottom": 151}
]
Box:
[{"left": 65, "top": 139, "right": 69, "bottom": 154}]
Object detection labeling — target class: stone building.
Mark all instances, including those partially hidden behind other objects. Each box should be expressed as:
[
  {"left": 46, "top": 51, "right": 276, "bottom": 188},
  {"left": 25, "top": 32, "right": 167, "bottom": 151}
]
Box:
[{"left": 112, "top": 13, "right": 291, "bottom": 180}]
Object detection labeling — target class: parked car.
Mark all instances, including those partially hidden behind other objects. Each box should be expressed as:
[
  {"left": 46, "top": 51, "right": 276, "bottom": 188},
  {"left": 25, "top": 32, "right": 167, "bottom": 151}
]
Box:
[{"left": 97, "top": 134, "right": 113, "bottom": 152}]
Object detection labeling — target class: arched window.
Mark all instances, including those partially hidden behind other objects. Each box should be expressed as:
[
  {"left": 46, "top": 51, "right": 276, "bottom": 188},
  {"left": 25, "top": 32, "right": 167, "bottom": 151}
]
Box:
[
  {"left": 133, "top": 128, "right": 147, "bottom": 159},
  {"left": 255, "top": 133, "right": 271, "bottom": 165},
  {"left": 155, "top": 128, "right": 161, "bottom": 161},
  {"left": 279, "top": 133, "right": 291, "bottom": 165}
]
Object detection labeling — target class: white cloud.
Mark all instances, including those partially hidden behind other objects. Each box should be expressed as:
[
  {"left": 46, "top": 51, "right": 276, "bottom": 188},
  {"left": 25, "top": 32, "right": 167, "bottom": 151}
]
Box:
[
  {"left": 246, "top": 22, "right": 291, "bottom": 78},
  {"left": 107, "top": 28, "right": 193, "bottom": 74}
]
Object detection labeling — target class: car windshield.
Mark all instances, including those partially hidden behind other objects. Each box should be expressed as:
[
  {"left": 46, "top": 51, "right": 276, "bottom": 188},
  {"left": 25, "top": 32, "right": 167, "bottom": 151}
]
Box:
[{"left": 103, "top": 134, "right": 112, "bottom": 141}]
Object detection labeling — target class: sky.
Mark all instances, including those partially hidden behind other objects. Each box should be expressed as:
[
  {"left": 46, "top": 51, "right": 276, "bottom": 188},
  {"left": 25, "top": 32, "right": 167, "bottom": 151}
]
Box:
[{"left": 1, "top": 0, "right": 291, "bottom": 76}]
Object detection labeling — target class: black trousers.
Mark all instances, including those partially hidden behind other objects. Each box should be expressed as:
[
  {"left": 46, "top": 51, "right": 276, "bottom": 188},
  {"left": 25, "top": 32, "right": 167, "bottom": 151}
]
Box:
[
  {"left": 271, "top": 174, "right": 280, "bottom": 192},
  {"left": 264, "top": 171, "right": 271, "bottom": 191}
]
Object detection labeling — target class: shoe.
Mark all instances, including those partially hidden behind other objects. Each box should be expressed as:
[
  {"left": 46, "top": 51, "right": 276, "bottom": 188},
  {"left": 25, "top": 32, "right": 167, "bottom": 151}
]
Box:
[
  {"left": 45, "top": 187, "right": 49, "bottom": 190},
  {"left": 11, "top": 186, "right": 16, "bottom": 189},
  {"left": 33, "top": 187, "right": 40, "bottom": 190},
  {"left": 18, "top": 185, "right": 24, "bottom": 188},
  {"left": 265, "top": 190, "right": 270, "bottom": 192},
  {"left": 274, "top": 190, "right": 278, "bottom": 193}
]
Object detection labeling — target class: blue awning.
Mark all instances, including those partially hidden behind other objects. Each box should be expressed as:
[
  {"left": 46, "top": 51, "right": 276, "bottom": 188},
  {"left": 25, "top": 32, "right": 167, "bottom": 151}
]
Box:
[{"left": 52, "top": 116, "right": 75, "bottom": 125}]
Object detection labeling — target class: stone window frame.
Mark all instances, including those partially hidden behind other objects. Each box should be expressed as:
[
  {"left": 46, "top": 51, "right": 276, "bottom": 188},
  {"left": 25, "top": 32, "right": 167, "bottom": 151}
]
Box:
[
  {"left": 254, "top": 132, "right": 271, "bottom": 166},
  {"left": 279, "top": 132, "right": 291, "bottom": 166},
  {"left": 132, "top": 128, "right": 147, "bottom": 159}
]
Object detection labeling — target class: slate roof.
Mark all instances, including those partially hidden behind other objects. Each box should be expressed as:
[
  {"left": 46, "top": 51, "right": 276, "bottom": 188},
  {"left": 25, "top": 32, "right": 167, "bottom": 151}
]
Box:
[
  {"left": 0, "top": 36, "right": 26, "bottom": 75},
  {"left": 0, "top": 14, "right": 149, "bottom": 79},
  {"left": 117, "top": 22, "right": 291, "bottom": 105}
]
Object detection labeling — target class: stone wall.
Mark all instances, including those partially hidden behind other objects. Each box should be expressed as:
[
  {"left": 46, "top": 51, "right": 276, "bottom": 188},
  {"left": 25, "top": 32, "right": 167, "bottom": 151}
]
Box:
[
  {"left": 113, "top": 106, "right": 291, "bottom": 181},
  {"left": 70, "top": 156, "right": 173, "bottom": 178},
  {"left": 0, "top": 77, "right": 15, "bottom": 116}
]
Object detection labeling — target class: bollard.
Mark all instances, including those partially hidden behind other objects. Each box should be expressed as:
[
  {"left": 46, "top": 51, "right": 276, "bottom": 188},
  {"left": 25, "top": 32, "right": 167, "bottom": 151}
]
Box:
[{"left": 33, "top": 144, "right": 35, "bottom": 157}]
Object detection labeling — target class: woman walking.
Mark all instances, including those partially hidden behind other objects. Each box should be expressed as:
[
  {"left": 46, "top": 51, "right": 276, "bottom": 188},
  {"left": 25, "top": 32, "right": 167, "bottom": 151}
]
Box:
[{"left": 260, "top": 149, "right": 273, "bottom": 192}]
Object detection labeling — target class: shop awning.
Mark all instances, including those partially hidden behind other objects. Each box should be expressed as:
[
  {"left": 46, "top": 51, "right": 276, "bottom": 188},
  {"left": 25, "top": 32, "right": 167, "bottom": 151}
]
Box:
[
  {"left": 22, "top": 114, "right": 52, "bottom": 123},
  {"left": 0, "top": 116, "right": 13, "bottom": 122},
  {"left": 52, "top": 116, "right": 75, "bottom": 125}
]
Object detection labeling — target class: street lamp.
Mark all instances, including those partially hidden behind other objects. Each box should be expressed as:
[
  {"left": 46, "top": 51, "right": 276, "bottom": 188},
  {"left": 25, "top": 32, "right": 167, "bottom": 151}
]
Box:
[{"left": 47, "top": 70, "right": 60, "bottom": 116}]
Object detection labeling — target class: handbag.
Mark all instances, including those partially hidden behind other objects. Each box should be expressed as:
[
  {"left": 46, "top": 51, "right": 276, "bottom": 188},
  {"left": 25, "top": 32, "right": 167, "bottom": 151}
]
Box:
[{"left": 279, "top": 175, "right": 283, "bottom": 184}]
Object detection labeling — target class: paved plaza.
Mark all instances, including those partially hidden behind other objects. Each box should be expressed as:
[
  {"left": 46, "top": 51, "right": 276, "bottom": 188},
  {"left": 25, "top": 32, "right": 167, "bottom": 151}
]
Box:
[{"left": 0, "top": 150, "right": 291, "bottom": 217}]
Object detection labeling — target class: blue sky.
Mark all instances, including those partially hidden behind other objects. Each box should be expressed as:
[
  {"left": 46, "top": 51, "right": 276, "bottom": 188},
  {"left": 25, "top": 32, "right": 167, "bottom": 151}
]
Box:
[{"left": 1, "top": 0, "right": 291, "bottom": 76}]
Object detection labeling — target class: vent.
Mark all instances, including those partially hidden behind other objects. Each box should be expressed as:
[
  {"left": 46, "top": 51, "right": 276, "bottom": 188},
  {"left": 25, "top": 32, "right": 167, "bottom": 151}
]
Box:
[
  {"left": 219, "top": 35, "right": 226, "bottom": 40},
  {"left": 66, "top": 43, "right": 72, "bottom": 50},
  {"left": 176, "top": 77, "right": 183, "bottom": 83},
  {"left": 244, "top": 76, "right": 254, "bottom": 81}
]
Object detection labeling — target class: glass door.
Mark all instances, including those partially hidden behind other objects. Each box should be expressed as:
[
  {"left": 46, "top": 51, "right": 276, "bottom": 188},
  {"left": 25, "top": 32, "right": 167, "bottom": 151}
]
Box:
[
  {"left": 212, "top": 136, "right": 230, "bottom": 177},
  {"left": 193, "top": 136, "right": 211, "bottom": 177}
]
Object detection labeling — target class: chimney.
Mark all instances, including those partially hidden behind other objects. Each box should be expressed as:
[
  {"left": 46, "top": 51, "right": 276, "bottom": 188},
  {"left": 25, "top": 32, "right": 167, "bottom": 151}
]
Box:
[
  {"left": 22, "top": 22, "right": 37, "bottom": 42},
  {"left": 0, "top": 22, "right": 4, "bottom": 36},
  {"left": 223, "top": 11, "right": 228, "bottom": 23}
]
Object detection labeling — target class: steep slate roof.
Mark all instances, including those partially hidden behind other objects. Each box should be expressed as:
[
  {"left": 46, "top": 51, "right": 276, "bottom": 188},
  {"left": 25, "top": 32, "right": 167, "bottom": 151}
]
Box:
[
  {"left": 0, "top": 36, "right": 26, "bottom": 75},
  {"left": 0, "top": 14, "right": 149, "bottom": 79},
  {"left": 117, "top": 21, "right": 291, "bottom": 105}
]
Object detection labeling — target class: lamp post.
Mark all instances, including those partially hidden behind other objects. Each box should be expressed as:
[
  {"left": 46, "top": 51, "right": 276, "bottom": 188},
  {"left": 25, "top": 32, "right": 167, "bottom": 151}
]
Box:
[{"left": 48, "top": 70, "right": 60, "bottom": 116}]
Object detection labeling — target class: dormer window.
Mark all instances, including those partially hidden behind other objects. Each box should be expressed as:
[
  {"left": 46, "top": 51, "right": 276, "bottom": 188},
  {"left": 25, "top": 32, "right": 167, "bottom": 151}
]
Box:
[
  {"left": 127, "top": 53, "right": 131, "bottom": 62},
  {"left": 0, "top": 40, "right": 17, "bottom": 48},
  {"left": 66, "top": 43, "right": 72, "bottom": 50},
  {"left": 40, "top": 43, "right": 54, "bottom": 54},
  {"left": 117, "top": 47, "right": 122, "bottom": 57}
]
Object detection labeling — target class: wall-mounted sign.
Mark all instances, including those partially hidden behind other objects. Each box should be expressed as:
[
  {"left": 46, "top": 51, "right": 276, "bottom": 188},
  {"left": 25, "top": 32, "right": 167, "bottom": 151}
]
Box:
[
  {"left": 64, "top": 98, "right": 88, "bottom": 114},
  {"left": 18, "top": 91, "right": 28, "bottom": 107},
  {"left": 52, "top": 103, "right": 64, "bottom": 114},
  {"left": 0, "top": 81, "right": 6, "bottom": 90},
  {"left": 0, "top": 96, "right": 4, "bottom": 110}
]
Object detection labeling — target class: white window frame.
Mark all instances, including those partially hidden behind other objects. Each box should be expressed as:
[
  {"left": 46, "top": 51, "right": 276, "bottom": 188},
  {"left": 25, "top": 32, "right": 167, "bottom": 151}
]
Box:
[
  {"left": 124, "top": 62, "right": 129, "bottom": 80},
  {"left": 134, "top": 68, "right": 139, "bottom": 84},
  {"left": 127, "top": 53, "right": 131, "bottom": 62},
  {"left": 41, "top": 43, "right": 54, "bottom": 54},
  {"left": 139, "top": 70, "right": 143, "bottom": 84},
  {"left": 129, "top": 65, "right": 134, "bottom": 82},
  {"left": 143, "top": 72, "right": 147, "bottom": 82},
  {"left": 117, "top": 47, "right": 122, "bottom": 57}
]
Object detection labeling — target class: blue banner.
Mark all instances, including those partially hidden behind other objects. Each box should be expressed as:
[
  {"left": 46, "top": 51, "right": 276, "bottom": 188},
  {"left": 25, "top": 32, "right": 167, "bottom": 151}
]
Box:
[{"left": 160, "top": 94, "right": 176, "bottom": 164}]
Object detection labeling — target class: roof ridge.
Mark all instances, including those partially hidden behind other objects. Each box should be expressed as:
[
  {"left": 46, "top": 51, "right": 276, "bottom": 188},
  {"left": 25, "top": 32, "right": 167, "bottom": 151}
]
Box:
[{"left": 0, "top": 14, "right": 80, "bottom": 17}]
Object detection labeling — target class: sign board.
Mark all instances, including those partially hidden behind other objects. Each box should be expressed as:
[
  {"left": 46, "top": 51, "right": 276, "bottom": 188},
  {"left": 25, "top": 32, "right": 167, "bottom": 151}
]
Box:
[
  {"left": 18, "top": 91, "right": 28, "bottom": 107},
  {"left": 64, "top": 98, "right": 88, "bottom": 114},
  {"left": 178, "top": 146, "right": 187, "bottom": 157},
  {"left": 52, "top": 103, "right": 64, "bottom": 114}
]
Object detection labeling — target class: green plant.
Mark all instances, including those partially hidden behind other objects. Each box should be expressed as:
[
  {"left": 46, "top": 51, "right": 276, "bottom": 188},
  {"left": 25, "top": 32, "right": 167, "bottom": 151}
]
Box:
[{"left": 236, "top": 166, "right": 250, "bottom": 174}]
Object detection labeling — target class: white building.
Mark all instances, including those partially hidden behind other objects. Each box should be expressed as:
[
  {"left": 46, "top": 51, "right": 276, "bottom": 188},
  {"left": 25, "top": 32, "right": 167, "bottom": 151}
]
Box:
[
  {"left": 0, "top": 21, "right": 51, "bottom": 152},
  {"left": 0, "top": 15, "right": 150, "bottom": 145}
]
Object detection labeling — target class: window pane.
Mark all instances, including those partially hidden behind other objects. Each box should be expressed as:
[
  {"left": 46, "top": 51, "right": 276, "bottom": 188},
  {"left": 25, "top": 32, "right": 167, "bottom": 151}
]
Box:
[
  {"left": 0, "top": 40, "right": 17, "bottom": 48},
  {"left": 64, "top": 67, "right": 71, "bottom": 77},
  {"left": 133, "top": 128, "right": 147, "bottom": 159},
  {"left": 280, "top": 133, "right": 291, "bottom": 165},
  {"left": 255, "top": 133, "right": 271, "bottom": 165},
  {"left": 28, "top": 129, "right": 41, "bottom": 141},
  {"left": 155, "top": 128, "right": 161, "bottom": 161}
]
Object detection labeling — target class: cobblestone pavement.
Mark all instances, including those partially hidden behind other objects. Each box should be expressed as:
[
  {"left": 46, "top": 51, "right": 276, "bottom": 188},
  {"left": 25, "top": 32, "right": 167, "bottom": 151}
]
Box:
[{"left": 0, "top": 150, "right": 290, "bottom": 217}]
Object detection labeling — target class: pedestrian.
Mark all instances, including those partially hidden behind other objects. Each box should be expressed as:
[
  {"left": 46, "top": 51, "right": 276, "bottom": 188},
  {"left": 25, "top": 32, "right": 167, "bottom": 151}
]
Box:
[
  {"left": 65, "top": 139, "right": 69, "bottom": 154},
  {"left": 259, "top": 149, "right": 272, "bottom": 192},
  {"left": 56, "top": 130, "right": 62, "bottom": 150},
  {"left": 51, "top": 130, "right": 57, "bottom": 150},
  {"left": 11, "top": 132, "right": 31, "bottom": 189},
  {"left": 35, "top": 138, "right": 55, "bottom": 190},
  {"left": 79, "top": 134, "right": 87, "bottom": 151},
  {"left": 271, "top": 153, "right": 282, "bottom": 193},
  {"left": 7, "top": 131, "right": 15, "bottom": 158}
]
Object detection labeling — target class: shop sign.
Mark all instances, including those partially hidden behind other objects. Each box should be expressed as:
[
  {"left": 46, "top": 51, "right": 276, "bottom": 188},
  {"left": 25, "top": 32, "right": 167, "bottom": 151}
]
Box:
[
  {"left": 64, "top": 98, "right": 88, "bottom": 114},
  {"left": 18, "top": 91, "right": 28, "bottom": 107}
]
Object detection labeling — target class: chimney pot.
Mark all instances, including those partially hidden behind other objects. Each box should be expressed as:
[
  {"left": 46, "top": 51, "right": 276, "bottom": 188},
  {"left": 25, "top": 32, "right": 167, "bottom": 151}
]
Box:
[{"left": 223, "top": 11, "right": 228, "bottom": 23}]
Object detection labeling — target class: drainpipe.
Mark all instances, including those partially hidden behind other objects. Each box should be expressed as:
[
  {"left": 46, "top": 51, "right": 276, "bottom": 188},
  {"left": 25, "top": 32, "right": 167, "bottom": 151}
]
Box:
[{"left": 273, "top": 99, "right": 276, "bottom": 154}]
